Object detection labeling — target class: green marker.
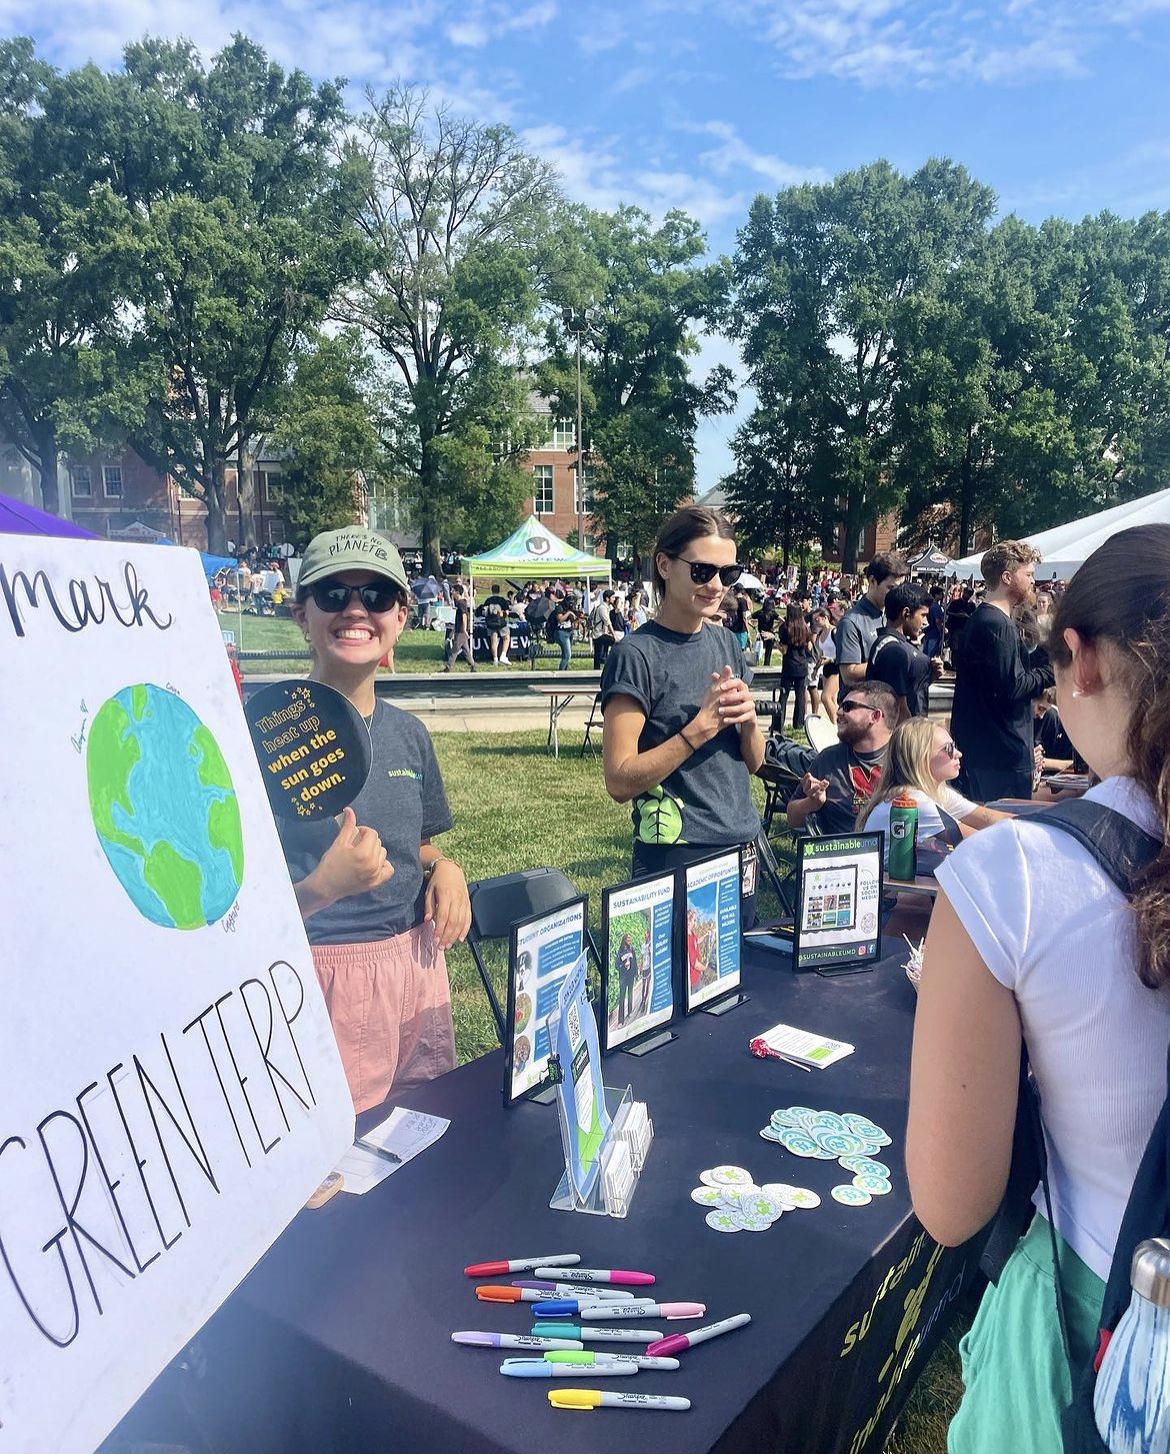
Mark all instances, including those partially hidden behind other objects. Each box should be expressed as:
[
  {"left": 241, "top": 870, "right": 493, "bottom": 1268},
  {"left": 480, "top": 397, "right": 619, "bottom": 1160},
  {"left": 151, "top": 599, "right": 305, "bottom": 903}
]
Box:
[{"left": 545, "top": 1349, "right": 680, "bottom": 1371}]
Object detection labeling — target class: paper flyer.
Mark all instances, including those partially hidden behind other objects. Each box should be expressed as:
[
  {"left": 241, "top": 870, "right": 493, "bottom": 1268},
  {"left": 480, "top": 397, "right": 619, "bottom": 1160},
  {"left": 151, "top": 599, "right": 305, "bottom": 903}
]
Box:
[
  {"left": 603, "top": 871, "right": 675, "bottom": 1050},
  {"left": 684, "top": 850, "right": 742, "bottom": 1011},
  {"left": 508, "top": 899, "right": 586, "bottom": 1101}
]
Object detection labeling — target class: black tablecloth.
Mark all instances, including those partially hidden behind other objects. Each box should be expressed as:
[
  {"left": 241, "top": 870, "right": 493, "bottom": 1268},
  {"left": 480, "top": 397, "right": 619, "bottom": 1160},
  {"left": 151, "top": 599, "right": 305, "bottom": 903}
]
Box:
[{"left": 124, "top": 945, "right": 985, "bottom": 1454}]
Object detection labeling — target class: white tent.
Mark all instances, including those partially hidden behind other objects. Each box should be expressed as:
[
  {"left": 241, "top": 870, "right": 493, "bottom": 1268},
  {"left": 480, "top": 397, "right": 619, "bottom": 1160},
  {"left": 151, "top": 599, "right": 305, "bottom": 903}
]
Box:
[{"left": 952, "top": 486, "right": 1170, "bottom": 581}]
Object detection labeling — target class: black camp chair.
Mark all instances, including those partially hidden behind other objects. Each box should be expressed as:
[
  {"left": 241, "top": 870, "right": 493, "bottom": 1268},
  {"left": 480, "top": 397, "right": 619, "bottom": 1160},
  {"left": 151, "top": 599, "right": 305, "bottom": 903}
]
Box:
[{"left": 466, "top": 867, "right": 597, "bottom": 1045}]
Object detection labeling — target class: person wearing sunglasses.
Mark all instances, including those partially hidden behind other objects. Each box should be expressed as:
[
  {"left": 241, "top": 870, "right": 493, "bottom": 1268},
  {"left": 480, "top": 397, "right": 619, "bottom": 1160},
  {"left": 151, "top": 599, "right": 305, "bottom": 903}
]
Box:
[
  {"left": 600, "top": 505, "right": 765, "bottom": 924},
  {"left": 277, "top": 528, "right": 471, "bottom": 1115},
  {"left": 857, "top": 717, "right": 1009, "bottom": 865},
  {"left": 785, "top": 679, "right": 895, "bottom": 836}
]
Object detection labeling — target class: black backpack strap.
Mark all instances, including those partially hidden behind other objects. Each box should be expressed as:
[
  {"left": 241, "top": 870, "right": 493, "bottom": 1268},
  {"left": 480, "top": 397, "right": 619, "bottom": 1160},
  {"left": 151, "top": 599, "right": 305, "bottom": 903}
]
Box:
[{"left": 1036, "top": 798, "right": 1161, "bottom": 896}]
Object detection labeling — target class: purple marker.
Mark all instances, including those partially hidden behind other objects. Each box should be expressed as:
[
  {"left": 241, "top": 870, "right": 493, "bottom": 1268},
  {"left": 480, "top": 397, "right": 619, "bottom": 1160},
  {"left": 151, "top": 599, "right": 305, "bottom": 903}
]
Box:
[{"left": 452, "top": 1331, "right": 584, "bottom": 1351}]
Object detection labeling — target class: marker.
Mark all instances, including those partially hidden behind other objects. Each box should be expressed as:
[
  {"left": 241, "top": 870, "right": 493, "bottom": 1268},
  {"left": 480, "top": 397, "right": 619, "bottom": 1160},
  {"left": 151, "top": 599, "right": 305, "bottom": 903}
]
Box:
[
  {"left": 645, "top": 1313, "right": 752, "bottom": 1359},
  {"left": 532, "top": 1299, "right": 657, "bottom": 1319},
  {"left": 532, "top": 1322, "right": 663, "bottom": 1345},
  {"left": 451, "top": 1331, "right": 584, "bottom": 1351},
  {"left": 464, "top": 1254, "right": 581, "bottom": 1278},
  {"left": 576, "top": 1302, "right": 703, "bottom": 1322},
  {"left": 546, "top": 1350, "right": 680, "bottom": 1372},
  {"left": 512, "top": 1280, "right": 636, "bottom": 1301},
  {"left": 535, "top": 1266, "right": 654, "bottom": 1287},
  {"left": 500, "top": 1358, "right": 637, "bottom": 1379},
  {"left": 548, "top": 1390, "right": 691, "bottom": 1412},
  {"left": 477, "top": 1286, "right": 567, "bottom": 1305},
  {"left": 355, "top": 1139, "right": 401, "bottom": 1165}
]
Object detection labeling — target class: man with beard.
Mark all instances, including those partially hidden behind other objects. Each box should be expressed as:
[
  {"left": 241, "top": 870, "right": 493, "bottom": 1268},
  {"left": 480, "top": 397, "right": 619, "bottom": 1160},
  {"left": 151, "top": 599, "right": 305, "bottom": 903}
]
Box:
[
  {"left": 950, "top": 541, "right": 1054, "bottom": 801},
  {"left": 785, "top": 679, "right": 896, "bottom": 835}
]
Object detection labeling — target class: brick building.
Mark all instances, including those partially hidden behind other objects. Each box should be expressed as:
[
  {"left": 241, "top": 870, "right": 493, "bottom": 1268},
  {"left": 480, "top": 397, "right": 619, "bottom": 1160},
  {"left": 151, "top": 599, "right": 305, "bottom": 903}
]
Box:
[{"left": 520, "top": 402, "right": 602, "bottom": 551}]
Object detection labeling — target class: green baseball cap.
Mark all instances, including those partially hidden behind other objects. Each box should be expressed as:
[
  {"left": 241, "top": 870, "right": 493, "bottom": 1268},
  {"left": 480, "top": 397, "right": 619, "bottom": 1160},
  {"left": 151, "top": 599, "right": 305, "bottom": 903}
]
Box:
[{"left": 296, "top": 527, "right": 409, "bottom": 592}]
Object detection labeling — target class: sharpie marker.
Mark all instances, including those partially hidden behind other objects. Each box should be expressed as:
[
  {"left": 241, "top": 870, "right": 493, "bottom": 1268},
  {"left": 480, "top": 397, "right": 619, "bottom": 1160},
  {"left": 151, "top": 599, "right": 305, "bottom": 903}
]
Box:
[
  {"left": 532, "top": 1299, "right": 657, "bottom": 1319},
  {"left": 546, "top": 1350, "right": 681, "bottom": 1372},
  {"left": 535, "top": 1266, "right": 654, "bottom": 1287},
  {"left": 576, "top": 1302, "right": 703, "bottom": 1322},
  {"left": 514, "top": 1285, "right": 639, "bottom": 1308},
  {"left": 548, "top": 1389, "right": 691, "bottom": 1412},
  {"left": 464, "top": 1254, "right": 580, "bottom": 1278},
  {"left": 477, "top": 1286, "right": 568, "bottom": 1305},
  {"left": 532, "top": 1322, "right": 663, "bottom": 1345},
  {"left": 513, "top": 1280, "right": 636, "bottom": 1301},
  {"left": 646, "top": 1313, "right": 752, "bottom": 1359},
  {"left": 452, "top": 1331, "right": 583, "bottom": 1351},
  {"left": 500, "top": 1358, "right": 637, "bottom": 1379}
]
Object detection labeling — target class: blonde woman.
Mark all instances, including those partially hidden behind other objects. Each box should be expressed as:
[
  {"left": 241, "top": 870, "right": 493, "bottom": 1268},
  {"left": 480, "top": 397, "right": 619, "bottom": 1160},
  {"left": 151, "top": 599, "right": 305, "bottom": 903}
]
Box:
[{"left": 857, "top": 717, "right": 1008, "bottom": 862}]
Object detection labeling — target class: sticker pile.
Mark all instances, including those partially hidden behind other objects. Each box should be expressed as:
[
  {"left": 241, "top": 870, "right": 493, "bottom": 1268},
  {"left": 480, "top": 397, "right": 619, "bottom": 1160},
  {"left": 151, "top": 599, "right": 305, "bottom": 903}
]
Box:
[
  {"left": 692, "top": 1165, "right": 821, "bottom": 1233},
  {"left": 759, "top": 1107, "right": 894, "bottom": 1208}
]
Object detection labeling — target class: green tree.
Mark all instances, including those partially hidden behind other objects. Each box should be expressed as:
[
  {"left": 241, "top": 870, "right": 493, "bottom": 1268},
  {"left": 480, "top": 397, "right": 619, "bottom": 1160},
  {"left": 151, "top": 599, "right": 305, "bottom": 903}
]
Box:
[
  {"left": 71, "top": 36, "right": 370, "bottom": 552},
  {"left": 723, "top": 403, "right": 832, "bottom": 567},
  {"left": 0, "top": 39, "right": 135, "bottom": 513},
  {"left": 539, "top": 205, "right": 733, "bottom": 562},
  {"left": 268, "top": 331, "right": 381, "bottom": 543},
  {"left": 336, "top": 86, "right": 558, "bottom": 575},
  {"left": 731, "top": 159, "right": 996, "bottom": 568}
]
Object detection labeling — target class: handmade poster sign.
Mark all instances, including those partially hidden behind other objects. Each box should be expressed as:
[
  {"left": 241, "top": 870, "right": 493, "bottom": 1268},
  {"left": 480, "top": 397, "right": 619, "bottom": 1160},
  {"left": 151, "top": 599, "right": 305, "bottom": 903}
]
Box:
[
  {"left": 244, "top": 678, "right": 372, "bottom": 821},
  {"left": 682, "top": 849, "right": 743, "bottom": 1013},
  {"left": 601, "top": 871, "right": 676, "bottom": 1054},
  {"left": 793, "top": 833, "right": 884, "bottom": 972},
  {"left": 505, "top": 897, "right": 587, "bottom": 1105},
  {"left": 551, "top": 954, "right": 610, "bottom": 1202},
  {"left": 0, "top": 537, "right": 354, "bottom": 1454}
]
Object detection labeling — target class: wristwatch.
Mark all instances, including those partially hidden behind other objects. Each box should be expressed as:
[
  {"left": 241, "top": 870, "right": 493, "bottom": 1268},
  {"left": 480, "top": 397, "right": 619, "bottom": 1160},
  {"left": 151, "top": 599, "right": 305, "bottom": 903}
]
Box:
[{"left": 423, "top": 853, "right": 448, "bottom": 881}]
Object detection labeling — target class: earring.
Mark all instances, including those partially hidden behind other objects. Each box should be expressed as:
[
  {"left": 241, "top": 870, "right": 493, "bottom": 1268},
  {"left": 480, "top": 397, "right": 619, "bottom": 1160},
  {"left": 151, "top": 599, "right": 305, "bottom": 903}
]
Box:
[{"left": 1072, "top": 688, "right": 1085, "bottom": 699}]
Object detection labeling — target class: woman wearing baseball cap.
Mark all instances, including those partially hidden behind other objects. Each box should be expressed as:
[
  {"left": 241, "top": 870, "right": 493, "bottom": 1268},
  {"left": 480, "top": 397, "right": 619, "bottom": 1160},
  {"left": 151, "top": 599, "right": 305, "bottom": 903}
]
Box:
[{"left": 277, "top": 527, "right": 471, "bottom": 1113}]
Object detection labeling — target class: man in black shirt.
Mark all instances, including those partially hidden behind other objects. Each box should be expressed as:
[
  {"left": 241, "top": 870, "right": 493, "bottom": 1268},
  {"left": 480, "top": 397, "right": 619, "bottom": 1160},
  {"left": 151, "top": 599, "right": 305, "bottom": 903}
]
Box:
[
  {"left": 867, "top": 581, "right": 937, "bottom": 720},
  {"left": 785, "top": 679, "right": 896, "bottom": 835},
  {"left": 951, "top": 541, "right": 1053, "bottom": 801}
]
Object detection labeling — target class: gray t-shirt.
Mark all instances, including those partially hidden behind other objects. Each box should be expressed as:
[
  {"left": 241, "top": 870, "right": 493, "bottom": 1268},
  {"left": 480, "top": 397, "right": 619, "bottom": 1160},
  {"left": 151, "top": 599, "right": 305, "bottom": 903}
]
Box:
[
  {"left": 600, "top": 621, "right": 760, "bottom": 847},
  {"left": 806, "top": 741, "right": 887, "bottom": 836},
  {"left": 278, "top": 702, "right": 453, "bottom": 944},
  {"left": 834, "top": 596, "right": 884, "bottom": 667}
]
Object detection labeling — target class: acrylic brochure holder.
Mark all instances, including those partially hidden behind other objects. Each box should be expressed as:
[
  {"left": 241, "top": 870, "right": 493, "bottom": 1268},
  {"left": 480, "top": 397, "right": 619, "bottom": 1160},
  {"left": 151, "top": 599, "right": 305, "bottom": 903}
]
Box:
[{"left": 550, "top": 1085, "right": 654, "bottom": 1219}]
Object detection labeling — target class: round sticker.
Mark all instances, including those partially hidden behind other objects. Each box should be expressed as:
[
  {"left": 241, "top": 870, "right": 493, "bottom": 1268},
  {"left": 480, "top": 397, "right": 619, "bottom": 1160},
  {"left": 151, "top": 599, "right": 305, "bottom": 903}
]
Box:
[
  {"left": 832, "top": 1185, "right": 873, "bottom": 1207},
  {"left": 245, "top": 679, "right": 372, "bottom": 821},
  {"left": 708, "top": 1165, "right": 753, "bottom": 1186},
  {"left": 852, "top": 1173, "right": 893, "bottom": 1196},
  {"left": 705, "top": 1209, "right": 742, "bottom": 1233},
  {"left": 690, "top": 1186, "right": 724, "bottom": 1206}
]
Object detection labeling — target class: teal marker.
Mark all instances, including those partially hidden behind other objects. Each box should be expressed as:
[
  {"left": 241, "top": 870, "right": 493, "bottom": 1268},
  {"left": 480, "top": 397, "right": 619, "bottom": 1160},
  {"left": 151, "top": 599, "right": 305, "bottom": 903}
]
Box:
[{"left": 532, "top": 1322, "right": 663, "bottom": 1345}]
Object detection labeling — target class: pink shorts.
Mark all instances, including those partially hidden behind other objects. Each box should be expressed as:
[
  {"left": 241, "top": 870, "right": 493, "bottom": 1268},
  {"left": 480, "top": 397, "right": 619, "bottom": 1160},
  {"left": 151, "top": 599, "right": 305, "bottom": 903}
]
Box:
[{"left": 311, "top": 921, "right": 456, "bottom": 1115}]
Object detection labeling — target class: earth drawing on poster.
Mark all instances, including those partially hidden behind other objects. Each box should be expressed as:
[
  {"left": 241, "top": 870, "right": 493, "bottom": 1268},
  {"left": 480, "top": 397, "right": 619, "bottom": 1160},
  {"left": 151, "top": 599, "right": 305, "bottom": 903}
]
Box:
[{"left": 86, "top": 683, "right": 244, "bottom": 930}]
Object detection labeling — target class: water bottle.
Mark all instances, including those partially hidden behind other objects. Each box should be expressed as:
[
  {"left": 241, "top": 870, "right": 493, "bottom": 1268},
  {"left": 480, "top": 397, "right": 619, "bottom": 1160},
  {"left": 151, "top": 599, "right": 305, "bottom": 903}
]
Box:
[
  {"left": 1094, "top": 1238, "right": 1170, "bottom": 1454},
  {"left": 887, "top": 790, "right": 919, "bottom": 882}
]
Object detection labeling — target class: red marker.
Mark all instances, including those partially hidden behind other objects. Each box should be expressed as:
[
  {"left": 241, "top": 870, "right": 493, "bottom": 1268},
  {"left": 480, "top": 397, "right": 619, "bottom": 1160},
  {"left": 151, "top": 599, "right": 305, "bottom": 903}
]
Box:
[
  {"left": 535, "top": 1266, "right": 656, "bottom": 1287},
  {"left": 464, "top": 1254, "right": 581, "bottom": 1278}
]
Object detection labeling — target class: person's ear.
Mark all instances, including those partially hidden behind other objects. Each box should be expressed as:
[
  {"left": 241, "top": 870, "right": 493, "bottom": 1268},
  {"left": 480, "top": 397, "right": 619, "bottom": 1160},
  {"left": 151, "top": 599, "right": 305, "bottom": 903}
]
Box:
[{"left": 1062, "top": 628, "right": 1103, "bottom": 696}]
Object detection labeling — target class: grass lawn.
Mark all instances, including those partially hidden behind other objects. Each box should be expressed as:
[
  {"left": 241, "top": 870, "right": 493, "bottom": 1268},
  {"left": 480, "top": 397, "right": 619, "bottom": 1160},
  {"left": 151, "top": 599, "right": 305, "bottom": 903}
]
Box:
[
  {"left": 429, "top": 729, "right": 968, "bottom": 1452},
  {"left": 217, "top": 610, "right": 597, "bottom": 675}
]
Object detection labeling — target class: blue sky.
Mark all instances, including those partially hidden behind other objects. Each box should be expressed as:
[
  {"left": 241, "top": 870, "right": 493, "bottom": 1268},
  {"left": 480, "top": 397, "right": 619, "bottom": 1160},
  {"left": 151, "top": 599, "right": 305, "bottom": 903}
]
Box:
[{"left": 10, "top": 0, "right": 1170, "bottom": 490}]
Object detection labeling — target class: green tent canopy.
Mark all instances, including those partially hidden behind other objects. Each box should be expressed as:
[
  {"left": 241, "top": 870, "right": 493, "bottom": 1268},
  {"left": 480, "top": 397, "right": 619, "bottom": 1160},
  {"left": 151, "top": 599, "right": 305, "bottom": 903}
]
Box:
[{"left": 463, "top": 515, "right": 612, "bottom": 591}]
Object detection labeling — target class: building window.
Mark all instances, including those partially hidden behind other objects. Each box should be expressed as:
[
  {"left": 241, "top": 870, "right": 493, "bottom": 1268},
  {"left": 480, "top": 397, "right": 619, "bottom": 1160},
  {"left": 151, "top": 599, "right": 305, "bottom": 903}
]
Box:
[
  {"left": 573, "top": 465, "right": 596, "bottom": 517},
  {"left": 103, "top": 465, "right": 123, "bottom": 498},
  {"left": 265, "top": 472, "right": 283, "bottom": 504},
  {"left": 71, "top": 465, "right": 92, "bottom": 497},
  {"left": 533, "top": 465, "right": 554, "bottom": 515},
  {"left": 549, "top": 418, "right": 576, "bottom": 450}
]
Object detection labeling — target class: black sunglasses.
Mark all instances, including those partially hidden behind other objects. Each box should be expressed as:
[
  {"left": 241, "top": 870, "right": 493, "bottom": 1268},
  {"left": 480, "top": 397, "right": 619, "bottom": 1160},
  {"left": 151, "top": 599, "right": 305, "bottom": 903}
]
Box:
[
  {"left": 308, "top": 579, "right": 404, "bottom": 614},
  {"left": 839, "top": 698, "right": 876, "bottom": 714},
  {"left": 670, "top": 555, "right": 742, "bottom": 587}
]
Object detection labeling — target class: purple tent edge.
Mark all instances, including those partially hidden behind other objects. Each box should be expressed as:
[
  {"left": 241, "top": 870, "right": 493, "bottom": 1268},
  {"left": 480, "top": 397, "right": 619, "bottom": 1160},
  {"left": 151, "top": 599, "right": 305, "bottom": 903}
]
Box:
[{"left": 0, "top": 491, "right": 97, "bottom": 539}]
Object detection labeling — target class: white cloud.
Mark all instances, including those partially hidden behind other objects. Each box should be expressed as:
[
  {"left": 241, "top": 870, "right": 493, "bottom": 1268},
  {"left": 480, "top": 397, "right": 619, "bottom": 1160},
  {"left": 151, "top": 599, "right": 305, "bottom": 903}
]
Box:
[
  {"left": 447, "top": 19, "right": 491, "bottom": 47},
  {"left": 610, "top": 64, "right": 654, "bottom": 94},
  {"left": 692, "top": 120, "right": 829, "bottom": 188}
]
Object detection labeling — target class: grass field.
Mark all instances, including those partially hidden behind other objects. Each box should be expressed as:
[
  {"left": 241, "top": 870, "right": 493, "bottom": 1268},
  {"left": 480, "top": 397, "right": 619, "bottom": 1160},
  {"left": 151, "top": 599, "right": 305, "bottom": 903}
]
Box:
[
  {"left": 217, "top": 610, "right": 596, "bottom": 675},
  {"left": 428, "top": 729, "right": 967, "bottom": 1452}
]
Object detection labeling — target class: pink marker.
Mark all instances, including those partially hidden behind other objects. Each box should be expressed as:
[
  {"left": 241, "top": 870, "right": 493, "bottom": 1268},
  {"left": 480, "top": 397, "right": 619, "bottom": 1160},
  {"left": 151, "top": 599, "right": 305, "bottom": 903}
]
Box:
[
  {"left": 579, "top": 1302, "right": 703, "bottom": 1322},
  {"left": 533, "top": 1266, "right": 655, "bottom": 1287},
  {"left": 646, "top": 1312, "right": 751, "bottom": 1359}
]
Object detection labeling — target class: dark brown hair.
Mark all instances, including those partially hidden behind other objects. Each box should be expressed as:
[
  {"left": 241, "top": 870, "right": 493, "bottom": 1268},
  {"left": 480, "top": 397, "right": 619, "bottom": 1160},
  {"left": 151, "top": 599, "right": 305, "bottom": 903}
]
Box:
[
  {"left": 651, "top": 505, "right": 736, "bottom": 605},
  {"left": 865, "top": 550, "right": 909, "bottom": 584},
  {"left": 782, "top": 603, "right": 811, "bottom": 649},
  {"left": 1049, "top": 523, "right": 1170, "bottom": 988}
]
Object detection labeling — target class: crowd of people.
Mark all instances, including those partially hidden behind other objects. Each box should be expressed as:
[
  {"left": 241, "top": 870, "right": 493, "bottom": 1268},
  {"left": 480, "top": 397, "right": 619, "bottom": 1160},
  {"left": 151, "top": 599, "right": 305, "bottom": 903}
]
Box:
[{"left": 254, "top": 499, "right": 1168, "bottom": 1454}]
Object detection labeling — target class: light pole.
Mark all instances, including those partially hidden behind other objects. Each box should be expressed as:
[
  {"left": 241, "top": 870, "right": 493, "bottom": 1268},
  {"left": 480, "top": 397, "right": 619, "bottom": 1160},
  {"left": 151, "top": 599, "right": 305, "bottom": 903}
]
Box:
[{"left": 563, "top": 308, "right": 588, "bottom": 550}]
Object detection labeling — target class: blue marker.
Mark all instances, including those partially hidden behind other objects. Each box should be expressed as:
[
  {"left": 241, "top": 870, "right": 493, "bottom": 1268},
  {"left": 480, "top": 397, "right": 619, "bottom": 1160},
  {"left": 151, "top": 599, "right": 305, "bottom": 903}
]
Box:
[
  {"left": 500, "top": 1358, "right": 637, "bottom": 1378},
  {"left": 532, "top": 1322, "right": 664, "bottom": 1345},
  {"left": 535, "top": 1298, "right": 656, "bottom": 1319}
]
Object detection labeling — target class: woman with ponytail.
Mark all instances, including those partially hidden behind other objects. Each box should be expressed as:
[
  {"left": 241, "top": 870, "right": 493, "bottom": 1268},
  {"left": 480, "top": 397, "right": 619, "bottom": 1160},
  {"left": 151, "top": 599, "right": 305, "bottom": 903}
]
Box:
[{"left": 906, "top": 524, "right": 1170, "bottom": 1453}]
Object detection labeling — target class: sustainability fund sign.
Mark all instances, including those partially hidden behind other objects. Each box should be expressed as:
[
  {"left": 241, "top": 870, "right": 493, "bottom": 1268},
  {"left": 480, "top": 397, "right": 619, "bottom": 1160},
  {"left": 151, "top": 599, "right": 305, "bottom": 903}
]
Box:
[{"left": 0, "top": 537, "right": 354, "bottom": 1454}]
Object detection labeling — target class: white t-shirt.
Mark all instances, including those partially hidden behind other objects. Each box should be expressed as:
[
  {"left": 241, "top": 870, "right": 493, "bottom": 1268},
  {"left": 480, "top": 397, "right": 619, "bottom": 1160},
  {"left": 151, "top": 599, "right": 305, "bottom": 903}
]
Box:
[
  {"left": 866, "top": 786, "right": 975, "bottom": 863},
  {"left": 936, "top": 776, "right": 1170, "bottom": 1280}
]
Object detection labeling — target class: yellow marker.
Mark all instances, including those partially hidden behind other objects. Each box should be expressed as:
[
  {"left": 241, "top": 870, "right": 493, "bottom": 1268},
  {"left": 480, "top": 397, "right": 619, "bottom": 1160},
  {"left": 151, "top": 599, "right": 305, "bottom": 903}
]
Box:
[{"left": 548, "top": 1389, "right": 691, "bottom": 1412}]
